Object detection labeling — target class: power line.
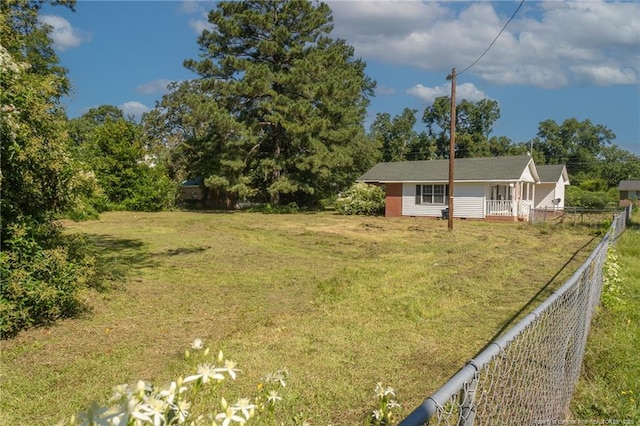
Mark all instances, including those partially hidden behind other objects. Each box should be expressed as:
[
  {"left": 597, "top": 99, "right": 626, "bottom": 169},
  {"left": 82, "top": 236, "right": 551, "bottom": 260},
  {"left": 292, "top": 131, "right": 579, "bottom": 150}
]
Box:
[{"left": 458, "top": 0, "right": 526, "bottom": 77}]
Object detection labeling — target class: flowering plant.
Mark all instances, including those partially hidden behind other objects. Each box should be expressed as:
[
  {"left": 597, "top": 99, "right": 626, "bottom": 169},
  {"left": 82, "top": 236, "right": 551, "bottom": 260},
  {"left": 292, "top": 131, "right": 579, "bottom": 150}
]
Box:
[
  {"left": 602, "top": 247, "right": 623, "bottom": 308},
  {"left": 62, "top": 339, "right": 287, "bottom": 426},
  {"left": 363, "top": 382, "right": 401, "bottom": 426}
]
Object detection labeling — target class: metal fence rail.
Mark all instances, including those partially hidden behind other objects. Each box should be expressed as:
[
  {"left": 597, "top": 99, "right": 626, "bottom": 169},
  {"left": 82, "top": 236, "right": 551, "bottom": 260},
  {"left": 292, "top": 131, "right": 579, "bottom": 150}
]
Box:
[{"left": 400, "top": 205, "right": 632, "bottom": 426}]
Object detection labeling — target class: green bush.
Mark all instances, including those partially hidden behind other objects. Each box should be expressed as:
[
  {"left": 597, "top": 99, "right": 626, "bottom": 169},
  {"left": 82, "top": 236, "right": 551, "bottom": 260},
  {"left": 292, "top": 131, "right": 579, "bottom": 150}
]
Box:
[
  {"left": 335, "top": 183, "right": 385, "bottom": 216},
  {"left": 0, "top": 221, "right": 99, "bottom": 338},
  {"left": 566, "top": 186, "right": 618, "bottom": 208},
  {"left": 122, "top": 165, "right": 178, "bottom": 212}
]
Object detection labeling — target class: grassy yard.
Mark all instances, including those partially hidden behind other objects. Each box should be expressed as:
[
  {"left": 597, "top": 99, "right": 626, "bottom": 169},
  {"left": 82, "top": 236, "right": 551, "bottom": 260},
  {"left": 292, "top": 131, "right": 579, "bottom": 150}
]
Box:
[
  {"left": 571, "top": 217, "right": 640, "bottom": 423},
  {"left": 0, "top": 211, "right": 600, "bottom": 425}
]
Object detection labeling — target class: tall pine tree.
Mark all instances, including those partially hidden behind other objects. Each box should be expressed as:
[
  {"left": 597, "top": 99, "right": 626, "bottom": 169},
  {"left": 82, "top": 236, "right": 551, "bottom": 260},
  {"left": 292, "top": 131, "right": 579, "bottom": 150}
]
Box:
[{"left": 178, "top": 0, "right": 377, "bottom": 206}]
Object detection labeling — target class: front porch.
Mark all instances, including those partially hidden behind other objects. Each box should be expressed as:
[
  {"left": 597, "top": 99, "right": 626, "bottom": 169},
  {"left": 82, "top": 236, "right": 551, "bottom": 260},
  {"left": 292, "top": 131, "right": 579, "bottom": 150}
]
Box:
[{"left": 485, "top": 200, "right": 532, "bottom": 221}]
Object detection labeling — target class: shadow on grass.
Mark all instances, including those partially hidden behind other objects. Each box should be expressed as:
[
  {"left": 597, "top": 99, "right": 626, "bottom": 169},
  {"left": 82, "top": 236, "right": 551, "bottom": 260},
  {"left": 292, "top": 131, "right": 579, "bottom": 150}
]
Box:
[
  {"left": 473, "top": 235, "right": 598, "bottom": 357},
  {"left": 81, "top": 234, "right": 157, "bottom": 289},
  {"left": 626, "top": 216, "right": 640, "bottom": 231},
  {"left": 163, "top": 246, "right": 211, "bottom": 256}
]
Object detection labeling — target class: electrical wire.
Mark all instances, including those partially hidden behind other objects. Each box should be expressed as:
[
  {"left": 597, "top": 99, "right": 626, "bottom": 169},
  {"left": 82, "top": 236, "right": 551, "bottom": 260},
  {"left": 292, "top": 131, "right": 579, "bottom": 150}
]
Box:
[{"left": 458, "top": 0, "right": 526, "bottom": 77}]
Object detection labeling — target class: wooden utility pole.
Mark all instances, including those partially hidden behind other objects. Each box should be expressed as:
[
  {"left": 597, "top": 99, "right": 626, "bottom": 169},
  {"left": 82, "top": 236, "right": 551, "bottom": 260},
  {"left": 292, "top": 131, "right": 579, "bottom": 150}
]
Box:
[{"left": 447, "top": 68, "right": 456, "bottom": 231}]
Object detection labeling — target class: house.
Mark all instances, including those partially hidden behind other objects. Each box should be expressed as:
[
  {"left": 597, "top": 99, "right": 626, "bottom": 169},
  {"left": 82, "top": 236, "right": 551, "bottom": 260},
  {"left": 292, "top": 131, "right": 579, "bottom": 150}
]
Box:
[
  {"left": 180, "top": 177, "right": 239, "bottom": 209},
  {"left": 534, "top": 164, "right": 570, "bottom": 211},
  {"left": 618, "top": 180, "right": 640, "bottom": 206},
  {"left": 357, "top": 155, "right": 568, "bottom": 221},
  {"left": 180, "top": 177, "right": 205, "bottom": 202}
]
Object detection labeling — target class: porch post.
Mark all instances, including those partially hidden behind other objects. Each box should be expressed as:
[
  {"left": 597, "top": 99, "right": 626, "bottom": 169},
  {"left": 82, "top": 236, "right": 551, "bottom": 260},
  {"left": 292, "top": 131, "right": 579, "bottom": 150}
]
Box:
[{"left": 532, "top": 182, "right": 536, "bottom": 207}]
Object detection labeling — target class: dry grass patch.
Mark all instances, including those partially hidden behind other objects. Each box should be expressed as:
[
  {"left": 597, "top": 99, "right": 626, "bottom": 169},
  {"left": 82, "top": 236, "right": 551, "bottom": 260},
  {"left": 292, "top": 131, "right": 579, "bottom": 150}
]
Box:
[{"left": 0, "top": 211, "right": 599, "bottom": 425}]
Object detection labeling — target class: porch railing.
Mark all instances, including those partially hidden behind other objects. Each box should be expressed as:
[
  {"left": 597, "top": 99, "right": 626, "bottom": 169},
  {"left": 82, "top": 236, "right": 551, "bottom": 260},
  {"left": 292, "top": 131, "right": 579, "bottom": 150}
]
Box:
[
  {"left": 486, "top": 200, "right": 533, "bottom": 219},
  {"left": 486, "top": 200, "right": 513, "bottom": 216}
]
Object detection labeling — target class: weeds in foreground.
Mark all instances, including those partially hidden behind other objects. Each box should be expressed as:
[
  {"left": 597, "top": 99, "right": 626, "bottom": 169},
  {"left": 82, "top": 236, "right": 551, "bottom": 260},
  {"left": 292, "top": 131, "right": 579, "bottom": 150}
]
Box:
[
  {"left": 65, "top": 339, "right": 401, "bottom": 426},
  {"left": 62, "top": 339, "right": 287, "bottom": 425}
]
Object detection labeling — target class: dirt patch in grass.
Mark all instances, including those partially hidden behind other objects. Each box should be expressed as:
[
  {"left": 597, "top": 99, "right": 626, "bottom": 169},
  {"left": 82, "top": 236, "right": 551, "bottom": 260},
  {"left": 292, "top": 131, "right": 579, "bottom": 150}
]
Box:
[{"left": 0, "top": 211, "right": 600, "bottom": 425}]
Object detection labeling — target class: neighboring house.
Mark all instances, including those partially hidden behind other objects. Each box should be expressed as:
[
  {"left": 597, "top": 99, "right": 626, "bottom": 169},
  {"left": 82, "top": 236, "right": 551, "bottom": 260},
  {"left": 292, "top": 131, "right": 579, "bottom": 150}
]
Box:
[
  {"left": 357, "top": 155, "right": 565, "bottom": 221},
  {"left": 534, "top": 164, "right": 570, "bottom": 210},
  {"left": 179, "top": 177, "right": 239, "bottom": 209},
  {"left": 618, "top": 180, "right": 640, "bottom": 206},
  {"left": 180, "top": 177, "right": 205, "bottom": 202}
]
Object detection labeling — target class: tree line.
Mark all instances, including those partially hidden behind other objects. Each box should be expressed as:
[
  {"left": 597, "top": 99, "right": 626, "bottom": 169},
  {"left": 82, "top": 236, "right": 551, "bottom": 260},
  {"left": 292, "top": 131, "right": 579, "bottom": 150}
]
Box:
[{"left": 1, "top": 0, "right": 639, "bottom": 335}]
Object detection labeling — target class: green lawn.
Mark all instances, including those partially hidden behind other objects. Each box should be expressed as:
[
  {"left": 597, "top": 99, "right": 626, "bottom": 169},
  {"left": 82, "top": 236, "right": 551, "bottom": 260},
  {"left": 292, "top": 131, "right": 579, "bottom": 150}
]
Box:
[
  {"left": 0, "top": 211, "right": 600, "bottom": 425},
  {"left": 571, "top": 217, "right": 640, "bottom": 423}
]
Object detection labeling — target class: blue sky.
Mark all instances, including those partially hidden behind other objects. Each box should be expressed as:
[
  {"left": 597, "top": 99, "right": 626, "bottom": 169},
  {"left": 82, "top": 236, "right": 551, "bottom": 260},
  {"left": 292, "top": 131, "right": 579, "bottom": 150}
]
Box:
[{"left": 42, "top": 1, "right": 640, "bottom": 155}]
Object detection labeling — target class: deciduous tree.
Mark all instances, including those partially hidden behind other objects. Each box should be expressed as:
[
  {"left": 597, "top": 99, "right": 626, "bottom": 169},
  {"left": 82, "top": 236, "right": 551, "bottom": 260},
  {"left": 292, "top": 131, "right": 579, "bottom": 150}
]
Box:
[{"left": 422, "top": 96, "right": 504, "bottom": 158}]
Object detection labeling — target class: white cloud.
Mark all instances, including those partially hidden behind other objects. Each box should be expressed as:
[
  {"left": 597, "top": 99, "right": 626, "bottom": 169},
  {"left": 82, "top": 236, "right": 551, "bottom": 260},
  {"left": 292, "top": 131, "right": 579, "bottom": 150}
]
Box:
[
  {"left": 330, "top": 1, "right": 640, "bottom": 88},
  {"left": 136, "top": 79, "right": 173, "bottom": 95},
  {"left": 40, "top": 15, "right": 89, "bottom": 51},
  {"left": 407, "top": 83, "right": 488, "bottom": 104},
  {"left": 179, "top": 0, "right": 215, "bottom": 34},
  {"left": 189, "top": 18, "right": 213, "bottom": 34},
  {"left": 119, "top": 101, "right": 151, "bottom": 121}
]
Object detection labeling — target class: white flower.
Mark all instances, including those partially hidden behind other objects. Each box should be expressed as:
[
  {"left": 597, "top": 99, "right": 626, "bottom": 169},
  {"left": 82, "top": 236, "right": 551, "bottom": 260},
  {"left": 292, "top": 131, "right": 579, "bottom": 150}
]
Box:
[
  {"left": 374, "top": 382, "right": 385, "bottom": 398},
  {"left": 265, "top": 370, "right": 287, "bottom": 387},
  {"left": 372, "top": 409, "right": 382, "bottom": 420},
  {"left": 215, "top": 406, "right": 246, "bottom": 426},
  {"left": 374, "top": 382, "right": 395, "bottom": 398},
  {"left": 214, "top": 359, "right": 241, "bottom": 380},
  {"left": 267, "top": 390, "right": 282, "bottom": 404},
  {"left": 159, "top": 381, "right": 187, "bottom": 405},
  {"left": 232, "top": 398, "right": 256, "bottom": 420},
  {"left": 183, "top": 363, "right": 225, "bottom": 384},
  {"left": 175, "top": 399, "right": 191, "bottom": 423},
  {"left": 191, "top": 338, "right": 204, "bottom": 350},
  {"left": 387, "top": 399, "right": 401, "bottom": 409},
  {"left": 110, "top": 384, "right": 131, "bottom": 403},
  {"left": 138, "top": 395, "right": 168, "bottom": 426}
]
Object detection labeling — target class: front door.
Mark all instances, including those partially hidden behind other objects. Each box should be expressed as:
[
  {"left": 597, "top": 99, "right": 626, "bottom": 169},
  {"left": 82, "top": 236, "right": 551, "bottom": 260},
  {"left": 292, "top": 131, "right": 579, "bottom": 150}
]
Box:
[{"left": 491, "top": 185, "right": 512, "bottom": 201}]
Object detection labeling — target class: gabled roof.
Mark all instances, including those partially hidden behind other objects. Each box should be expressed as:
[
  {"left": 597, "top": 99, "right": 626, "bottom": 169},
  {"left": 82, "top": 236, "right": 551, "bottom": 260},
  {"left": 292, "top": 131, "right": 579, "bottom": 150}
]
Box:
[
  {"left": 536, "top": 164, "right": 570, "bottom": 184},
  {"left": 618, "top": 180, "right": 640, "bottom": 191},
  {"left": 357, "top": 155, "right": 538, "bottom": 183}
]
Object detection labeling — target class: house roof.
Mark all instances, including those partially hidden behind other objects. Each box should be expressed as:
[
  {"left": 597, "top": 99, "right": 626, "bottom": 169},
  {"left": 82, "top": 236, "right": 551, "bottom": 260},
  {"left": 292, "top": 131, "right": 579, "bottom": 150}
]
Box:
[
  {"left": 536, "top": 164, "right": 569, "bottom": 184},
  {"left": 182, "top": 177, "right": 204, "bottom": 186},
  {"left": 357, "top": 155, "right": 538, "bottom": 183},
  {"left": 618, "top": 180, "right": 640, "bottom": 191}
]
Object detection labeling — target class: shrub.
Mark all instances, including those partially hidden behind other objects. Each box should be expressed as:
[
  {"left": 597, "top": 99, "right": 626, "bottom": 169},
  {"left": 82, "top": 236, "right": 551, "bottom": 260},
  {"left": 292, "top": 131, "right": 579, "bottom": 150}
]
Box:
[
  {"left": 335, "top": 183, "right": 385, "bottom": 216},
  {"left": 566, "top": 186, "right": 617, "bottom": 209},
  {"left": 122, "top": 165, "right": 178, "bottom": 212},
  {"left": 0, "top": 221, "right": 99, "bottom": 337}
]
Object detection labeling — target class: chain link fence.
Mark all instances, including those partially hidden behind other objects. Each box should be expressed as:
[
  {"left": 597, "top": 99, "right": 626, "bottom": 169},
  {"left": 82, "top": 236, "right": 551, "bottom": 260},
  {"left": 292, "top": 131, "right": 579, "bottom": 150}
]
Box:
[
  {"left": 530, "top": 207, "right": 621, "bottom": 226},
  {"left": 400, "top": 205, "right": 633, "bottom": 426}
]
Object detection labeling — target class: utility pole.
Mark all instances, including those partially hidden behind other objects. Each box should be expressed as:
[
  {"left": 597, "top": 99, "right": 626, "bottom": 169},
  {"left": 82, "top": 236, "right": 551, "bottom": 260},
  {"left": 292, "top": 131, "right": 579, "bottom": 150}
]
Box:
[{"left": 447, "top": 68, "right": 456, "bottom": 231}]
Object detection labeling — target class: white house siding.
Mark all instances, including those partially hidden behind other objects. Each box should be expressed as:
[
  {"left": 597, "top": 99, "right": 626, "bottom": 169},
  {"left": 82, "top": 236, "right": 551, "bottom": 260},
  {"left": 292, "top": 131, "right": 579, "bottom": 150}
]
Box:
[
  {"left": 402, "top": 183, "right": 446, "bottom": 217},
  {"left": 535, "top": 177, "right": 565, "bottom": 209},
  {"left": 402, "top": 182, "right": 485, "bottom": 218},
  {"left": 519, "top": 162, "right": 537, "bottom": 183},
  {"left": 534, "top": 183, "right": 556, "bottom": 208},
  {"left": 453, "top": 197, "right": 485, "bottom": 218}
]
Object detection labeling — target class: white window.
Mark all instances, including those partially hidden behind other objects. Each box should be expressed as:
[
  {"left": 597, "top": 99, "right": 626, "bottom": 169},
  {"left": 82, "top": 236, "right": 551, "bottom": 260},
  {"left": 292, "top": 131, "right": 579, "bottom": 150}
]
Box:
[{"left": 415, "top": 184, "right": 448, "bottom": 205}]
